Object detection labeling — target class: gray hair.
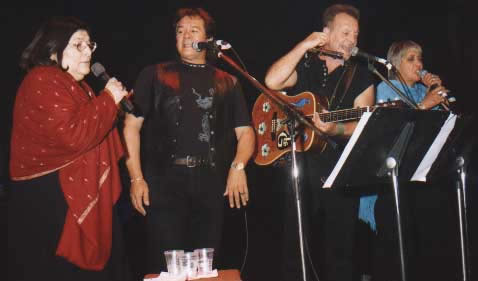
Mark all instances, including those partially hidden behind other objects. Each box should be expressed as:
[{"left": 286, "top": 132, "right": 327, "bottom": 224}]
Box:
[{"left": 387, "top": 40, "right": 422, "bottom": 79}]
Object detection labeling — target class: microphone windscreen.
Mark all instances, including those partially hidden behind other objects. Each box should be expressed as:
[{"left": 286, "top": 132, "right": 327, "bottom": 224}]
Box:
[
  {"left": 417, "top": 69, "right": 428, "bottom": 79},
  {"left": 91, "top": 62, "right": 106, "bottom": 77}
]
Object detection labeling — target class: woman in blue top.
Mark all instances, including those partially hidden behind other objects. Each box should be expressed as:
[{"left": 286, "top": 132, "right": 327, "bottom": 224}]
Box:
[
  {"left": 369, "top": 40, "right": 459, "bottom": 281},
  {"left": 359, "top": 40, "right": 452, "bottom": 230},
  {"left": 376, "top": 40, "right": 449, "bottom": 110}
]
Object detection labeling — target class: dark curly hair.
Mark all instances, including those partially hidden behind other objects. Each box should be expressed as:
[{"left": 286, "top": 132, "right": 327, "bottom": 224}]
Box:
[
  {"left": 19, "top": 16, "right": 90, "bottom": 71},
  {"left": 173, "top": 7, "right": 216, "bottom": 38}
]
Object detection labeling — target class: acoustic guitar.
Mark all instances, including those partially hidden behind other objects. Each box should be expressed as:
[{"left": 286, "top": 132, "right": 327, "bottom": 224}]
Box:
[{"left": 252, "top": 91, "right": 403, "bottom": 165}]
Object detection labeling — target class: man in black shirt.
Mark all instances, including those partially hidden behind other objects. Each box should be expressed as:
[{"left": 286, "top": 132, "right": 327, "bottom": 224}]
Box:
[
  {"left": 123, "top": 7, "right": 255, "bottom": 273},
  {"left": 264, "top": 4, "right": 374, "bottom": 281}
]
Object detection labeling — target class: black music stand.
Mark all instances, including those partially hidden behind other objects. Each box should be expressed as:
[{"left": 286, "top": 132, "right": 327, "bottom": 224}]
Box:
[
  {"left": 427, "top": 114, "right": 475, "bottom": 281},
  {"left": 322, "top": 107, "right": 461, "bottom": 281}
]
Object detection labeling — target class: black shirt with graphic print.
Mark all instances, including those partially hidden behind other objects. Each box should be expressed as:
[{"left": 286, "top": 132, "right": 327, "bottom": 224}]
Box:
[{"left": 132, "top": 60, "right": 251, "bottom": 176}]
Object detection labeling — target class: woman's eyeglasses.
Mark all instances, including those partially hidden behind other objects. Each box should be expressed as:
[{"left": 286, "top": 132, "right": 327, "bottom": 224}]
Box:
[{"left": 70, "top": 41, "right": 97, "bottom": 53}]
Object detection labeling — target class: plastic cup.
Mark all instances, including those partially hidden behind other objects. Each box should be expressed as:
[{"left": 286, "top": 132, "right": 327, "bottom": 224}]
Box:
[
  {"left": 180, "top": 251, "right": 199, "bottom": 279},
  {"left": 164, "top": 249, "right": 184, "bottom": 275},
  {"left": 194, "top": 248, "right": 214, "bottom": 275}
]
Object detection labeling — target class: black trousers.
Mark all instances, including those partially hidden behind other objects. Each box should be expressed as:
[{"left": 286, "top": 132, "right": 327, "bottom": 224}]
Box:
[
  {"left": 311, "top": 188, "right": 360, "bottom": 281},
  {"left": 279, "top": 160, "right": 360, "bottom": 281},
  {"left": 7, "top": 171, "right": 131, "bottom": 281},
  {"left": 144, "top": 165, "right": 225, "bottom": 273}
]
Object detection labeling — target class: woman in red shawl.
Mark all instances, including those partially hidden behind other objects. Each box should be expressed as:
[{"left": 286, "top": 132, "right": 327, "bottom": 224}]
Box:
[{"left": 7, "top": 16, "right": 131, "bottom": 281}]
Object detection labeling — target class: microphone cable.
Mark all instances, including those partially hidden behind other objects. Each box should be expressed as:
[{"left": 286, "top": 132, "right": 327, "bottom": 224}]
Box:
[
  {"left": 229, "top": 45, "right": 249, "bottom": 73},
  {"left": 232, "top": 44, "right": 250, "bottom": 273},
  {"left": 304, "top": 231, "right": 321, "bottom": 281},
  {"left": 218, "top": 41, "right": 250, "bottom": 274},
  {"left": 239, "top": 209, "right": 249, "bottom": 274}
]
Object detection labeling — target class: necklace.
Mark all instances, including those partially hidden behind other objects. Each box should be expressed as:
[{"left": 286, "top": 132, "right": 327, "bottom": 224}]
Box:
[{"left": 181, "top": 60, "right": 206, "bottom": 68}]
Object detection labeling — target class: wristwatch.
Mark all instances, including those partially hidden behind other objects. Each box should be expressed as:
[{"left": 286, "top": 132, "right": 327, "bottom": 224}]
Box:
[{"left": 231, "top": 162, "right": 245, "bottom": 170}]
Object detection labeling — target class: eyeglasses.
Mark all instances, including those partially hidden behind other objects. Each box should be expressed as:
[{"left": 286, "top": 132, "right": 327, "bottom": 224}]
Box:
[{"left": 69, "top": 41, "right": 97, "bottom": 53}]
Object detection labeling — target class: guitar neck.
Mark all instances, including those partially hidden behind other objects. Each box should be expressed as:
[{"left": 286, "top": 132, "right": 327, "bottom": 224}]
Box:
[{"left": 319, "top": 106, "right": 373, "bottom": 123}]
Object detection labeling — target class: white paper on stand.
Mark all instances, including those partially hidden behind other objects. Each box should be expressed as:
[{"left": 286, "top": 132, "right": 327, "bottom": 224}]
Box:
[
  {"left": 323, "top": 112, "right": 373, "bottom": 188},
  {"left": 411, "top": 113, "right": 457, "bottom": 181}
]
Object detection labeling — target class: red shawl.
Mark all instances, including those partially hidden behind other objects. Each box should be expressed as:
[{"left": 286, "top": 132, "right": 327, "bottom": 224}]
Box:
[{"left": 10, "top": 66, "right": 124, "bottom": 270}]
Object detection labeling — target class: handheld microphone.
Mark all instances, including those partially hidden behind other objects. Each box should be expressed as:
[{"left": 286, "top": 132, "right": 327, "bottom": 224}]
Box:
[
  {"left": 192, "top": 40, "right": 232, "bottom": 52},
  {"left": 418, "top": 69, "right": 456, "bottom": 103},
  {"left": 91, "top": 62, "right": 134, "bottom": 113},
  {"left": 307, "top": 47, "right": 344, "bottom": 59},
  {"left": 350, "top": 47, "right": 393, "bottom": 69},
  {"left": 418, "top": 69, "right": 456, "bottom": 111}
]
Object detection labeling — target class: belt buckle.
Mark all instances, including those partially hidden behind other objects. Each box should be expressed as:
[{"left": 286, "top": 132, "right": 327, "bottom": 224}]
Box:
[{"left": 186, "top": 155, "right": 196, "bottom": 168}]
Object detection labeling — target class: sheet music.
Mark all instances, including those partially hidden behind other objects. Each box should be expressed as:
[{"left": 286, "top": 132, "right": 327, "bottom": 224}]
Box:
[
  {"left": 323, "top": 112, "right": 373, "bottom": 188},
  {"left": 411, "top": 113, "right": 457, "bottom": 181}
]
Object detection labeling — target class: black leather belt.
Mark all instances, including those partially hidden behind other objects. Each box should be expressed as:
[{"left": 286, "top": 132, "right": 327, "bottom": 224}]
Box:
[{"left": 172, "top": 155, "right": 208, "bottom": 168}]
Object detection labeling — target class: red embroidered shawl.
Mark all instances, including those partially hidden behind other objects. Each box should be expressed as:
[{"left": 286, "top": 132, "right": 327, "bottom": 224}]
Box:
[{"left": 10, "top": 66, "right": 124, "bottom": 270}]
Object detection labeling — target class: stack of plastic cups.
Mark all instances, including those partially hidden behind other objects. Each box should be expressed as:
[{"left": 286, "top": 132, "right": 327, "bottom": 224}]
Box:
[
  {"left": 180, "top": 251, "right": 199, "bottom": 279},
  {"left": 164, "top": 250, "right": 184, "bottom": 276},
  {"left": 194, "top": 248, "right": 214, "bottom": 276}
]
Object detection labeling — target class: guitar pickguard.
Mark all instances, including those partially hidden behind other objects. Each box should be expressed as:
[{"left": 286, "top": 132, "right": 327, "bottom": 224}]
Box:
[{"left": 277, "top": 131, "right": 291, "bottom": 149}]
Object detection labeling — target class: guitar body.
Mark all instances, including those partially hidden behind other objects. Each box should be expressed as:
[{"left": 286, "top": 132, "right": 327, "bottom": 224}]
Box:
[
  {"left": 252, "top": 92, "right": 404, "bottom": 165},
  {"left": 252, "top": 91, "right": 328, "bottom": 166}
]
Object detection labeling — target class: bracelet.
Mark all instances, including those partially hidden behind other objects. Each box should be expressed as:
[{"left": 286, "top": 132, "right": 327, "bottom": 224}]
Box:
[
  {"left": 417, "top": 102, "right": 425, "bottom": 110},
  {"left": 130, "top": 177, "right": 144, "bottom": 183},
  {"left": 335, "top": 122, "right": 345, "bottom": 136}
]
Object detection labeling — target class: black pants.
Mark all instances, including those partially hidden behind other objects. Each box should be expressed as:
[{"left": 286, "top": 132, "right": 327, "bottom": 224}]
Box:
[
  {"left": 7, "top": 171, "right": 131, "bottom": 281},
  {"left": 279, "top": 161, "right": 360, "bottom": 281},
  {"left": 145, "top": 166, "right": 225, "bottom": 273},
  {"left": 310, "top": 188, "right": 360, "bottom": 281}
]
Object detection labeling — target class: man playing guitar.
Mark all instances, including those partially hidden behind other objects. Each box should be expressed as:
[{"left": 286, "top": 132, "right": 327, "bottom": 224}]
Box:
[{"left": 264, "top": 4, "right": 374, "bottom": 281}]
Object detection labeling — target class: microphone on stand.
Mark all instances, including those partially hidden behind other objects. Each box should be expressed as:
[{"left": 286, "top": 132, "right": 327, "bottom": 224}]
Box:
[
  {"left": 192, "top": 40, "right": 232, "bottom": 52},
  {"left": 350, "top": 47, "right": 393, "bottom": 70},
  {"left": 418, "top": 70, "right": 456, "bottom": 109},
  {"left": 91, "top": 62, "right": 134, "bottom": 113}
]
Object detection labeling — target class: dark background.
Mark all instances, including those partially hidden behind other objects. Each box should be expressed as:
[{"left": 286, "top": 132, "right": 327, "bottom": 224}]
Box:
[{"left": 2, "top": 0, "right": 475, "bottom": 280}]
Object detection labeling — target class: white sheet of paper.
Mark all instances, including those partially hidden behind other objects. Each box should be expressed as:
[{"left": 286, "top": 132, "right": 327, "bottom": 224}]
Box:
[
  {"left": 323, "top": 112, "right": 373, "bottom": 188},
  {"left": 411, "top": 113, "right": 457, "bottom": 181}
]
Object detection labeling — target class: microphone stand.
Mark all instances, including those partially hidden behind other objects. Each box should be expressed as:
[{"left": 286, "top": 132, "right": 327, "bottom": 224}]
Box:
[
  {"left": 215, "top": 49, "right": 337, "bottom": 281},
  {"left": 455, "top": 156, "right": 470, "bottom": 281},
  {"left": 453, "top": 132, "right": 475, "bottom": 281},
  {"left": 366, "top": 62, "right": 418, "bottom": 110}
]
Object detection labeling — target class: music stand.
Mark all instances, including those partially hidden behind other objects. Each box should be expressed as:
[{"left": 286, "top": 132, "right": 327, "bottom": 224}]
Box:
[
  {"left": 323, "top": 107, "right": 460, "bottom": 281},
  {"left": 427, "top": 114, "right": 475, "bottom": 281}
]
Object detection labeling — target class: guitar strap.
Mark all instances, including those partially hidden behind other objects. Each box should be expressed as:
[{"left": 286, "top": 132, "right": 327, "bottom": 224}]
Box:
[{"left": 329, "top": 61, "right": 357, "bottom": 110}]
